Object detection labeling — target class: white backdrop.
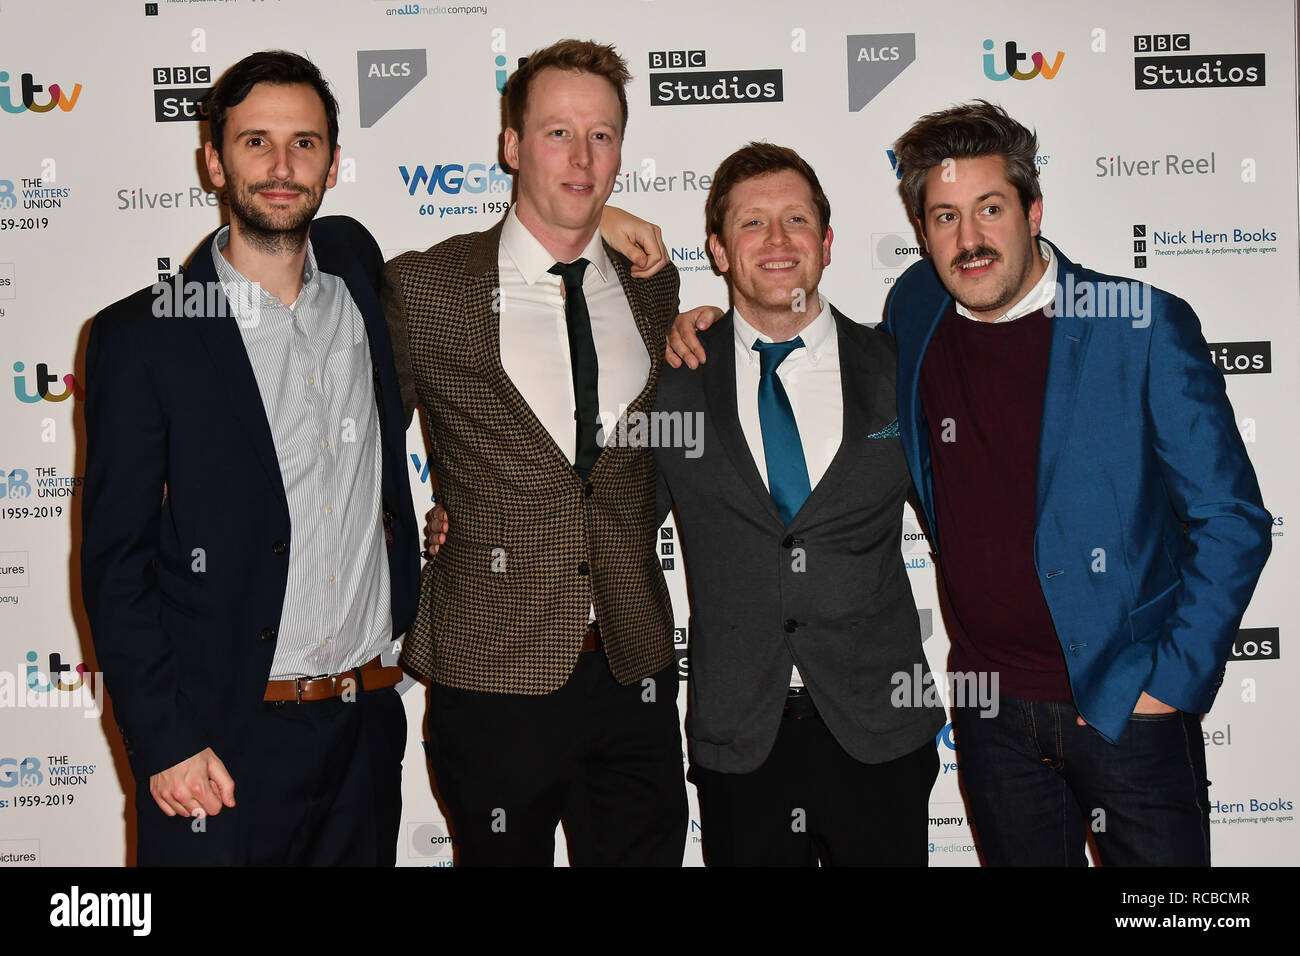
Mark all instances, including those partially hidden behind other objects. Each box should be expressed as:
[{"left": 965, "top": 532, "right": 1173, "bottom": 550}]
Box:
[{"left": 0, "top": 0, "right": 1295, "bottom": 867}]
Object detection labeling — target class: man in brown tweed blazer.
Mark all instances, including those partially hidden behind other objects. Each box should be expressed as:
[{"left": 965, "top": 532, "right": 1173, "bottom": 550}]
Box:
[{"left": 382, "top": 39, "right": 687, "bottom": 865}]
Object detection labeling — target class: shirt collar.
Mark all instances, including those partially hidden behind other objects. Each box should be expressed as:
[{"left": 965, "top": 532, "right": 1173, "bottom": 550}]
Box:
[
  {"left": 211, "top": 224, "right": 319, "bottom": 309},
  {"left": 733, "top": 294, "right": 834, "bottom": 367},
  {"left": 955, "top": 239, "right": 1056, "bottom": 324},
  {"left": 501, "top": 204, "right": 611, "bottom": 286}
]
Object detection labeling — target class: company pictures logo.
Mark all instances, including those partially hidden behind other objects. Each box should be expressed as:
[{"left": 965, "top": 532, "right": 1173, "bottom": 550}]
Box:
[
  {"left": 847, "top": 34, "right": 915, "bottom": 111},
  {"left": 153, "top": 65, "right": 210, "bottom": 122},
  {"left": 648, "top": 49, "right": 782, "bottom": 106},
  {"left": 1134, "top": 34, "right": 1264, "bottom": 90},
  {"left": 983, "top": 39, "right": 1064, "bottom": 81},
  {"left": 357, "top": 50, "right": 427, "bottom": 128},
  {"left": 1208, "top": 342, "right": 1271, "bottom": 375},
  {"left": 0, "top": 71, "right": 82, "bottom": 114},
  {"left": 400, "top": 162, "right": 511, "bottom": 219}
]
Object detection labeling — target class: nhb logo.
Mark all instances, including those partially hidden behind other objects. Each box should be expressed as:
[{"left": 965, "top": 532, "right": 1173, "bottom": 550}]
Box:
[
  {"left": 357, "top": 49, "right": 428, "bottom": 128},
  {"left": 0, "top": 757, "right": 42, "bottom": 788},
  {"left": 152, "top": 65, "right": 210, "bottom": 122},
  {"left": 847, "top": 34, "right": 916, "bottom": 111},
  {"left": 399, "top": 163, "right": 511, "bottom": 196},
  {"left": 0, "top": 70, "right": 82, "bottom": 114},
  {"left": 982, "top": 40, "right": 1065, "bottom": 81}
]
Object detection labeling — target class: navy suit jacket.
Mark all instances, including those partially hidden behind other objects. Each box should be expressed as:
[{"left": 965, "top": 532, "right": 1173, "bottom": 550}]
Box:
[
  {"left": 81, "top": 215, "right": 420, "bottom": 780},
  {"left": 882, "top": 238, "right": 1271, "bottom": 742}
]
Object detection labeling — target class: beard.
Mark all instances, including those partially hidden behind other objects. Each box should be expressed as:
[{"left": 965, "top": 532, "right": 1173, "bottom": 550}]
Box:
[
  {"left": 224, "top": 175, "right": 325, "bottom": 256},
  {"left": 948, "top": 243, "right": 1035, "bottom": 317}
]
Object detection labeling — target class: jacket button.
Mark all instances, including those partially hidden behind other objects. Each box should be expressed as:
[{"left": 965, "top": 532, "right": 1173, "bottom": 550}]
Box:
[
  {"left": 260, "top": 627, "right": 277, "bottom": 642},
  {"left": 782, "top": 535, "right": 794, "bottom": 549},
  {"left": 577, "top": 561, "right": 589, "bottom": 576},
  {"left": 272, "top": 540, "right": 288, "bottom": 555},
  {"left": 583, "top": 482, "right": 594, "bottom": 498},
  {"left": 784, "top": 619, "right": 797, "bottom": 634}
]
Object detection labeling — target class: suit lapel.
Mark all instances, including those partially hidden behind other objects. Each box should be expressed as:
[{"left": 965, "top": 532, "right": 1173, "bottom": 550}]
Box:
[
  {"left": 1035, "top": 253, "right": 1093, "bottom": 520},
  {"left": 186, "top": 240, "right": 286, "bottom": 497},
  {"left": 464, "top": 224, "right": 579, "bottom": 482},
  {"left": 792, "top": 308, "right": 894, "bottom": 524},
  {"left": 703, "top": 312, "right": 784, "bottom": 525}
]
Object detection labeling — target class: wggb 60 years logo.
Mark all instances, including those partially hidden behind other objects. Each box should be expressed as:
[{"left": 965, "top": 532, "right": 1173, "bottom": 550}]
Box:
[{"left": 399, "top": 162, "right": 512, "bottom": 220}]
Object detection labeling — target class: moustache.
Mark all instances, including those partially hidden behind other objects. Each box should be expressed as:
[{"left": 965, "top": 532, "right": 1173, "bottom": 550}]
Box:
[
  {"left": 951, "top": 247, "right": 999, "bottom": 270},
  {"left": 249, "top": 181, "right": 310, "bottom": 195}
]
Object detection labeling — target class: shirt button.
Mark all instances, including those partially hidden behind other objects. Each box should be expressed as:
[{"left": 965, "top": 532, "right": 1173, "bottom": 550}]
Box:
[
  {"left": 782, "top": 535, "right": 795, "bottom": 548},
  {"left": 783, "top": 619, "right": 798, "bottom": 634},
  {"left": 322, "top": 440, "right": 329, "bottom": 448},
  {"left": 326, "top": 506, "right": 333, "bottom": 515},
  {"left": 577, "top": 561, "right": 589, "bottom": 576},
  {"left": 583, "top": 482, "right": 594, "bottom": 498},
  {"left": 308, "top": 376, "right": 315, "bottom": 385},
  {"left": 272, "top": 540, "right": 288, "bottom": 555},
  {"left": 328, "top": 573, "right": 335, "bottom": 583},
  {"left": 260, "top": 627, "right": 277, "bottom": 642}
]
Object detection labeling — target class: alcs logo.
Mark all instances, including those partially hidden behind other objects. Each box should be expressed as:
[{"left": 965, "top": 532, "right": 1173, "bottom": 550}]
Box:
[
  {"left": 0, "top": 757, "right": 42, "bottom": 787},
  {"left": 0, "top": 71, "right": 82, "bottom": 113},
  {"left": 12, "top": 361, "right": 78, "bottom": 403},
  {"left": 983, "top": 40, "right": 1065, "bottom": 81}
]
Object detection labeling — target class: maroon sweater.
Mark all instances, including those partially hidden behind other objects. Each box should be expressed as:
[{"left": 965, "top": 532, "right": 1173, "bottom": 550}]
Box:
[{"left": 918, "top": 303, "right": 1072, "bottom": 702}]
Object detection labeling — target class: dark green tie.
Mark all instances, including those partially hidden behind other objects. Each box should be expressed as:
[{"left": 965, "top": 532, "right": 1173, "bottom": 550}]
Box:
[{"left": 548, "top": 258, "right": 600, "bottom": 479}]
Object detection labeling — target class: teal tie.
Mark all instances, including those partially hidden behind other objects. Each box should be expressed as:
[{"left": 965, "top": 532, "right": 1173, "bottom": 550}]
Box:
[{"left": 752, "top": 337, "right": 811, "bottom": 525}]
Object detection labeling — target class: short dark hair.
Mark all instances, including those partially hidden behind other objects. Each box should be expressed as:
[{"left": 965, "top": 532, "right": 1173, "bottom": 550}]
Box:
[
  {"left": 203, "top": 50, "right": 339, "bottom": 160},
  {"left": 704, "top": 142, "right": 831, "bottom": 272},
  {"left": 505, "top": 39, "right": 630, "bottom": 135},
  {"left": 893, "top": 100, "right": 1040, "bottom": 228}
]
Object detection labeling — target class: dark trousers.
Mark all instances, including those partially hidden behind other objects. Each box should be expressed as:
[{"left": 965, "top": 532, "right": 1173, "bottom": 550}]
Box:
[
  {"left": 136, "top": 686, "right": 406, "bottom": 866},
  {"left": 953, "top": 697, "right": 1211, "bottom": 866},
  {"left": 427, "top": 653, "right": 687, "bottom": 866},
  {"left": 692, "top": 705, "right": 939, "bottom": 866}
]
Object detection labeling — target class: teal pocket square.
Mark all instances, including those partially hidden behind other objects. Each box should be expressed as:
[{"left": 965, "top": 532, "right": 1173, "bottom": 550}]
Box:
[{"left": 866, "top": 419, "right": 900, "bottom": 439}]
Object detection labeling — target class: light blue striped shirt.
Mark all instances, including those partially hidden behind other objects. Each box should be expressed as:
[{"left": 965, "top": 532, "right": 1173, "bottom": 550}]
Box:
[{"left": 212, "top": 226, "right": 393, "bottom": 680}]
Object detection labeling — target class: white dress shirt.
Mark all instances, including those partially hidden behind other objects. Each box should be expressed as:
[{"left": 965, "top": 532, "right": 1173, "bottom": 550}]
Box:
[
  {"left": 497, "top": 205, "right": 650, "bottom": 461},
  {"left": 732, "top": 297, "right": 843, "bottom": 686}
]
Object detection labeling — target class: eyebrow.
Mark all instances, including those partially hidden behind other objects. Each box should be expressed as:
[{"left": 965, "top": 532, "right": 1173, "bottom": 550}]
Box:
[
  {"left": 233, "top": 128, "right": 324, "bottom": 141},
  {"left": 928, "top": 189, "right": 1008, "bottom": 212}
]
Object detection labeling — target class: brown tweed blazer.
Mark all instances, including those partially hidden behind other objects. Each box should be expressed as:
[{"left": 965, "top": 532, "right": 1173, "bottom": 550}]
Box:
[{"left": 382, "top": 219, "right": 678, "bottom": 694}]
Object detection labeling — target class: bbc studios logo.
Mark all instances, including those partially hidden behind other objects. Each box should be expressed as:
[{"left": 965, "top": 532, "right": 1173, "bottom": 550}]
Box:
[
  {"left": 1133, "top": 34, "right": 1265, "bottom": 90},
  {"left": 152, "top": 65, "right": 210, "bottom": 122},
  {"left": 647, "top": 48, "right": 782, "bottom": 106},
  {"left": 1207, "top": 342, "right": 1271, "bottom": 375}
]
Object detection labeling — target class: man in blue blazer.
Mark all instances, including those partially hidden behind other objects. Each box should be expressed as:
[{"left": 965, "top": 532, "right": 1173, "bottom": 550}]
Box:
[
  {"left": 881, "top": 101, "right": 1271, "bottom": 865},
  {"left": 81, "top": 52, "right": 420, "bottom": 865}
]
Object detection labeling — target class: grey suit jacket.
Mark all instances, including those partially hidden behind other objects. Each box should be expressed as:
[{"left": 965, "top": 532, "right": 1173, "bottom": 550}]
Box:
[{"left": 655, "top": 307, "right": 944, "bottom": 773}]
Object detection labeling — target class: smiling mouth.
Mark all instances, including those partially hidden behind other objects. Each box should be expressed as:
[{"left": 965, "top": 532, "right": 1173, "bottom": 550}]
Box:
[
  {"left": 760, "top": 260, "right": 797, "bottom": 270},
  {"left": 563, "top": 183, "right": 593, "bottom": 193},
  {"left": 959, "top": 257, "right": 994, "bottom": 271}
]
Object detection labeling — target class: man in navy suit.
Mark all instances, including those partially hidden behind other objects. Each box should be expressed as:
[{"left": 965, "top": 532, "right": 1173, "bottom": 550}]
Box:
[
  {"left": 881, "top": 101, "right": 1271, "bottom": 866},
  {"left": 81, "top": 51, "right": 421, "bottom": 865}
]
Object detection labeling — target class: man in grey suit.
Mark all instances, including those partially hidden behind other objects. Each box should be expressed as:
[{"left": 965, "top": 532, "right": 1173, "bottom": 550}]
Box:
[{"left": 653, "top": 143, "right": 943, "bottom": 865}]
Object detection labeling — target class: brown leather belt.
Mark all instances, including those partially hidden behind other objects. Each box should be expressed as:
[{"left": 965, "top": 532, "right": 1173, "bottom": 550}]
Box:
[
  {"left": 581, "top": 621, "right": 603, "bottom": 653},
  {"left": 264, "top": 655, "right": 403, "bottom": 703}
]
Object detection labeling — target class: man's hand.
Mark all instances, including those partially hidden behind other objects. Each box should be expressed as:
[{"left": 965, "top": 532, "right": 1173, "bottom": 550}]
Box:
[
  {"left": 149, "top": 747, "right": 235, "bottom": 819},
  {"left": 665, "top": 306, "right": 723, "bottom": 369},
  {"left": 601, "top": 205, "right": 669, "bottom": 278},
  {"left": 1076, "top": 691, "right": 1178, "bottom": 727},
  {"left": 423, "top": 503, "right": 449, "bottom": 557}
]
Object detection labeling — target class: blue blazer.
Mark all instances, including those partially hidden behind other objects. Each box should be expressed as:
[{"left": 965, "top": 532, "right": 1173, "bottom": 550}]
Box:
[
  {"left": 81, "top": 216, "right": 421, "bottom": 780},
  {"left": 882, "top": 238, "right": 1271, "bottom": 742}
]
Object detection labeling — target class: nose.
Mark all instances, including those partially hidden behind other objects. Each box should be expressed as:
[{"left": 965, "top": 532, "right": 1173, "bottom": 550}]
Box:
[
  {"left": 569, "top": 136, "right": 591, "bottom": 169},
  {"left": 270, "top": 144, "right": 292, "bottom": 181},
  {"left": 764, "top": 220, "right": 791, "bottom": 245},
  {"left": 956, "top": 213, "right": 982, "bottom": 251}
]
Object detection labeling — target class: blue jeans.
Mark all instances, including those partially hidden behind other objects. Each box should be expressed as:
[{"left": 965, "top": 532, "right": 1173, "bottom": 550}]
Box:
[{"left": 952, "top": 697, "right": 1211, "bottom": 866}]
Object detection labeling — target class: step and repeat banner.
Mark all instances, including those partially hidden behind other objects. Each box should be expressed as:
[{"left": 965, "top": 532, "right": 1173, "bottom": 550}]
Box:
[{"left": 1, "top": 0, "right": 1295, "bottom": 867}]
